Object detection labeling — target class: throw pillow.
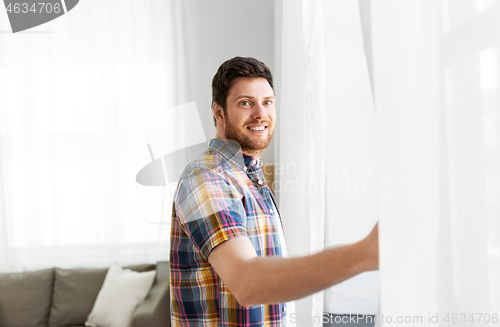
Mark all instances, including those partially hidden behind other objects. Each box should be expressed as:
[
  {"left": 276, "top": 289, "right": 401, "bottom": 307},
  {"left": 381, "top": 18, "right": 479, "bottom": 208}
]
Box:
[
  {"left": 84, "top": 263, "right": 156, "bottom": 327},
  {"left": 49, "top": 264, "right": 155, "bottom": 327}
]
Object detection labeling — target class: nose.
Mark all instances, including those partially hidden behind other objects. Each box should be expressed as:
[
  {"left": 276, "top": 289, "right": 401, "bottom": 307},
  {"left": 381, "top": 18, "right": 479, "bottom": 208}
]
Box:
[{"left": 251, "top": 103, "right": 268, "bottom": 121}]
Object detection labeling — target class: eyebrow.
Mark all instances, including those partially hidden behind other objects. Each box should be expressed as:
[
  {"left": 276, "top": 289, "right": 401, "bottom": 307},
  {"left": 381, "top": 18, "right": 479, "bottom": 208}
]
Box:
[{"left": 233, "top": 95, "right": 275, "bottom": 102}]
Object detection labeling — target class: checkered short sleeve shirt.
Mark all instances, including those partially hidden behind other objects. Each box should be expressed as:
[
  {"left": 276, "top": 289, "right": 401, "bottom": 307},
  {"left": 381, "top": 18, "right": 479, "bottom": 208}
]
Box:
[{"left": 169, "top": 138, "right": 287, "bottom": 327}]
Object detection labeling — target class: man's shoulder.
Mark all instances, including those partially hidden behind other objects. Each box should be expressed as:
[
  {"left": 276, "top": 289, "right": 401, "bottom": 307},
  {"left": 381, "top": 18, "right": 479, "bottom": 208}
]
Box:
[{"left": 177, "top": 147, "right": 226, "bottom": 182}]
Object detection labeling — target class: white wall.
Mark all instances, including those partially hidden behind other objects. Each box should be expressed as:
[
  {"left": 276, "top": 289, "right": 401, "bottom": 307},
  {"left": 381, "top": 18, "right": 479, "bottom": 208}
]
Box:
[{"left": 179, "top": 0, "right": 275, "bottom": 164}]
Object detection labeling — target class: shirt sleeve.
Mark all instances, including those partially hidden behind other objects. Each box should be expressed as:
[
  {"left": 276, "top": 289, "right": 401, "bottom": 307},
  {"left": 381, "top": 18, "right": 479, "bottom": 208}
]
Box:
[{"left": 174, "top": 166, "right": 248, "bottom": 260}]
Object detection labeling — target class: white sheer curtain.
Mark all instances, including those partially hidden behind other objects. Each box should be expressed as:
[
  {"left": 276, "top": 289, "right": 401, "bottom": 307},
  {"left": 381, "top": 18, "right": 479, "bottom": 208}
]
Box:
[
  {"left": 276, "top": 0, "right": 378, "bottom": 324},
  {"left": 276, "top": 0, "right": 325, "bottom": 324},
  {"left": 321, "top": 0, "right": 379, "bottom": 315},
  {"left": 372, "top": 0, "right": 500, "bottom": 325},
  {"left": 0, "top": 0, "right": 191, "bottom": 272}
]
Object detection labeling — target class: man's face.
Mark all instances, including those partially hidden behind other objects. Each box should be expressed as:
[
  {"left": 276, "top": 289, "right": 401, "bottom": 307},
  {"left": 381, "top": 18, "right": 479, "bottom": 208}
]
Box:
[{"left": 222, "top": 77, "right": 276, "bottom": 154}]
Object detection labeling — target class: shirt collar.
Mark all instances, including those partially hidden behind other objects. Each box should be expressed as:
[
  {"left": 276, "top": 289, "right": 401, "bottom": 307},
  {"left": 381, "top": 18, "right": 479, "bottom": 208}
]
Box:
[
  {"left": 208, "top": 138, "right": 263, "bottom": 170},
  {"left": 208, "top": 138, "right": 245, "bottom": 169},
  {"left": 243, "top": 153, "right": 263, "bottom": 168}
]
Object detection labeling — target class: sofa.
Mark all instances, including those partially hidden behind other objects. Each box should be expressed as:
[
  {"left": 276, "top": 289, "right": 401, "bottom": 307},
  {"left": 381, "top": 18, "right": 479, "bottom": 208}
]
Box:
[{"left": 0, "top": 261, "right": 171, "bottom": 327}]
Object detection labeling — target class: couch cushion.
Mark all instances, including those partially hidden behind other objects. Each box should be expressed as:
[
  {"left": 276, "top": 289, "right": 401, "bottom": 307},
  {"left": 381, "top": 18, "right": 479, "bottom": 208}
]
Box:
[
  {"left": 0, "top": 268, "right": 54, "bottom": 327},
  {"left": 85, "top": 264, "right": 156, "bottom": 327},
  {"left": 49, "top": 264, "right": 155, "bottom": 327}
]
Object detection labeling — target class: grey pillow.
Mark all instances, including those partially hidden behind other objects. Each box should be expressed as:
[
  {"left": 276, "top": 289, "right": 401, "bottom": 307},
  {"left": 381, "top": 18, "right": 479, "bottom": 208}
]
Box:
[
  {"left": 0, "top": 268, "right": 54, "bottom": 327},
  {"left": 49, "top": 264, "right": 155, "bottom": 327}
]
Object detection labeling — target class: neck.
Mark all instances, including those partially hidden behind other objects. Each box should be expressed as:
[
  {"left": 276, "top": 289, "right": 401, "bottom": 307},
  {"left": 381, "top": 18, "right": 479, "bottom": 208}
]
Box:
[
  {"left": 241, "top": 149, "right": 262, "bottom": 160},
  {"left": 215, "top": 129, "right": 262, "bottom": 160}
]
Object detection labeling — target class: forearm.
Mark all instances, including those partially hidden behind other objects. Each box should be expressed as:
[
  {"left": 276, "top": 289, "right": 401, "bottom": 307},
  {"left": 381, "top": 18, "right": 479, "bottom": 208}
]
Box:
[
  {"left": 236, "top": 240, "right": 371, "bottom": 306},
  {"left": 208, "top": 224, "right": 378, "bottom": 307}
]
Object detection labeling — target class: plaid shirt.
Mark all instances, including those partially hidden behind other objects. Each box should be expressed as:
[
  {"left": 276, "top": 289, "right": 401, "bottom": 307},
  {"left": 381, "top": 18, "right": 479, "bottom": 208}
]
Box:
[{"left": 169, "top": 138, "right": 287, "bottom": 327}]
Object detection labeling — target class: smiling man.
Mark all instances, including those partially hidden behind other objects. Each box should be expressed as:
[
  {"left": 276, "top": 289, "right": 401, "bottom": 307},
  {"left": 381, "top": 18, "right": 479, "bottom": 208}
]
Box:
[{"left": 169, "top": 57, "right": 378, "bottom": 327}]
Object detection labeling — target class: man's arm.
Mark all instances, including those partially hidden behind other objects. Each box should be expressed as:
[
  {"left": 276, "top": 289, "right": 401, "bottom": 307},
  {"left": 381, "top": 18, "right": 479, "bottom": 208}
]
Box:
[{"left": 207, "top": 222, "right": 378, "bottom": 307}]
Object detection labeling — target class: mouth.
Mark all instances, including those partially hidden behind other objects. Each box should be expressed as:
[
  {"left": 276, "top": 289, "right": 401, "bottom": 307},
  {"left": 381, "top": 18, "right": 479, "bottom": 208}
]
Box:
[{"left": 246, "top": 125, "right": 268, "bottom": 134}]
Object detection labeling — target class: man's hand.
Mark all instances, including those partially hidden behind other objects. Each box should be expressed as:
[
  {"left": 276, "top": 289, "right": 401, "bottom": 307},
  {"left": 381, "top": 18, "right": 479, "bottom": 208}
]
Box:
[{"left": 359, "top": 222, "right": 379, "bottom": 271}]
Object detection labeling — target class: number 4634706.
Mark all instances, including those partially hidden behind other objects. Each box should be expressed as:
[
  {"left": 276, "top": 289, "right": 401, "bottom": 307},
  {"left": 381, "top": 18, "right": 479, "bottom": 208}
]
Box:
[
  {"left": 444, "top": 313, "right": 498, "bottom": 324},
  {"left": 6, "top": 3, "right": 62, "bottom": 14}
]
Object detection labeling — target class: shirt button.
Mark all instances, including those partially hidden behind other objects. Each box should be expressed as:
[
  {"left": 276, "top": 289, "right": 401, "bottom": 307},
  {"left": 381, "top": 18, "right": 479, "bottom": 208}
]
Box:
[
  {"left": 283, "top": 305, "right": 286, "bottom": 312},
  {"left": 270, "top": 209, "right": 274, "bottom": 213},
  {"left": 258, "top": 180, "right": 263, "bottom": 185},
  {"left": 243, "top": 166, "right": 247, "bottom": 171},
  {"left": 276, "top": 239, "right": 280, "bottom": 245},
  {"left": 252, "top": 160, "right": 257, "bottom": 165}
]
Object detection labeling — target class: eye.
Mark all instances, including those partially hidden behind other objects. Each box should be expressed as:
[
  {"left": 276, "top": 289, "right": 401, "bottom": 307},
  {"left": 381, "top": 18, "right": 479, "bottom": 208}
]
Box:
[
  {"left": 264, "top": 100, "right": 273, "bottom": 106},
  {"left": 240, "top": 100, "right": 251, "bottom": 106}
]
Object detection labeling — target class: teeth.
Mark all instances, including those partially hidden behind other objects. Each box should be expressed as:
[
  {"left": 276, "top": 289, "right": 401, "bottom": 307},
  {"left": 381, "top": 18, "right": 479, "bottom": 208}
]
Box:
[{"left": 249, "top": 126, "right": 265, "bottom": 131}]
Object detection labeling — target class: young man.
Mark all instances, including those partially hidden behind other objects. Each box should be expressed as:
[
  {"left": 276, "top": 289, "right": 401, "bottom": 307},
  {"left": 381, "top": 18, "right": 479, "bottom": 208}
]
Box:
[{"left": 169, "top": 57, "right": 379, "bottom": 326}]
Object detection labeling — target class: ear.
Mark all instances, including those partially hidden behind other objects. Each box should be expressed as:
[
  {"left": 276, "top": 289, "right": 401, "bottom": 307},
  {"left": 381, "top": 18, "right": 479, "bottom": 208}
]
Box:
[{"left": 213, "top": 102, "right": 225, "bottom": 126}]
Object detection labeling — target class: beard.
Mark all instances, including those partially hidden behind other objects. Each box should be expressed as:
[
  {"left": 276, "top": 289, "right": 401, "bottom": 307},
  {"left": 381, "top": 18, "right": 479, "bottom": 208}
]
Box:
[{"left": 224, "top": 114, "right": 274, "bottom": 153}]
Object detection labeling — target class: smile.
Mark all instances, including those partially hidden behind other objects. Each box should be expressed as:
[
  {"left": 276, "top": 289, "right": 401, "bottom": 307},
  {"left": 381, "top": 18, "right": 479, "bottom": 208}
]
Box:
[{"left": 248, "top": 126, "right": 266, "bottom": 131}]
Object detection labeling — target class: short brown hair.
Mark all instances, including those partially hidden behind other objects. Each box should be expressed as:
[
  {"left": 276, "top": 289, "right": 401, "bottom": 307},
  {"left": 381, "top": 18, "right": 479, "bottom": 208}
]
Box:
[{"left": 211, "top": 57, "right": 274, "bottom": 126}]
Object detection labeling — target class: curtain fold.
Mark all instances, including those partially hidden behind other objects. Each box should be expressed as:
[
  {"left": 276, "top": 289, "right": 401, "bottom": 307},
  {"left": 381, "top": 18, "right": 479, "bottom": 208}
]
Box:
[
  {"left": 302, "top": 0, "right": 327, "bottom": 321},
  {"left": 277, "top": 0, "right": 378, "bottom": 323},
  {"left": 372, "top": 1, "right": 442, "bottom": 320},
  {"left": 278, "top": 0, "right": 317, "bottom": 323},
  {"left": 321, "top": 0, "right": 379, "bottom": 315},
  {"left": 372, "top": 0, "right": 500, "bottom": 324}
]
